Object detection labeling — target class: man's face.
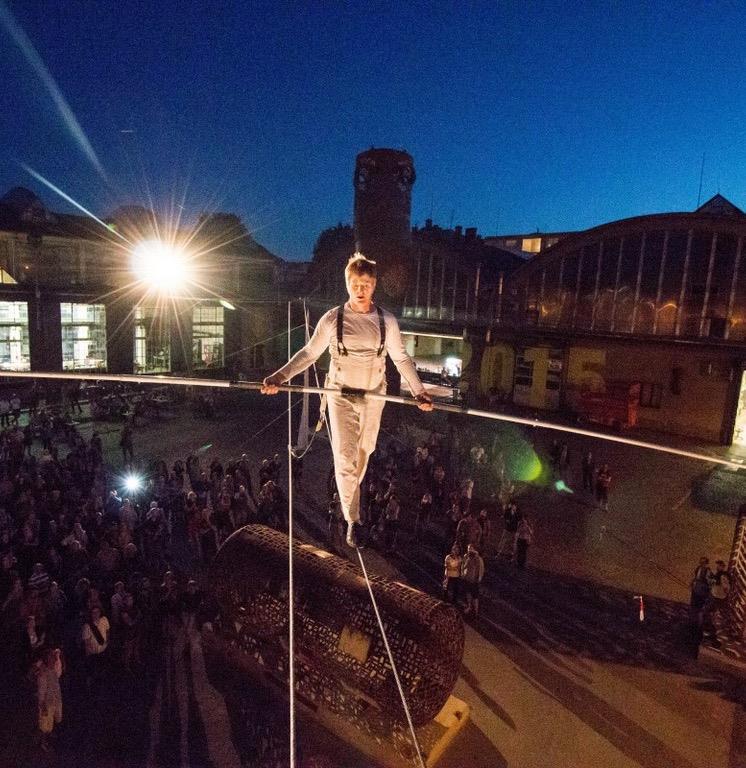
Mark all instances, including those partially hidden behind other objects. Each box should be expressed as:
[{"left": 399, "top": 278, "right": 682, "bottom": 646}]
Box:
[{"left": 346, "top": 273, "right": 376, "bottom": 305}]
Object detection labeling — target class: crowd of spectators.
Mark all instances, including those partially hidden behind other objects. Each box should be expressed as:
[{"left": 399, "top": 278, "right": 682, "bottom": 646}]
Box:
[
  {"left": 0, "top": 389, "right": 298, "bottom": 757},
  {"left": 321, "top": 421, "right": 624, "bottom": 622}
]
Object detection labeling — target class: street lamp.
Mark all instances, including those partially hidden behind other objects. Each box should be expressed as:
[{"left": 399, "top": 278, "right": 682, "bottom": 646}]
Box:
[{"left": 131, "top": 240, "right": 193, "bottom": 295}]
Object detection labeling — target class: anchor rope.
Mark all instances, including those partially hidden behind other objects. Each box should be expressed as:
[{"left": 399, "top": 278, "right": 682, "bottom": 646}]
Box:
[
  {"left": 287, "top": 302, "right": 296, "bottom": 768},
  {"left": 356, "top": 546, "right": 427, "bottom": 768}
]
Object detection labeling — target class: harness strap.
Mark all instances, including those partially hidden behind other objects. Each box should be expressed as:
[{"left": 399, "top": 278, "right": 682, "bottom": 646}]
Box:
[
  {"left": 376, "top": 305, "right": 386, "bottom": 357},
  {"left": 336, "top": 305, "right": 387, "bottom": 357},
  {"left": 336, "top": 305, "right": 348, "bottom": 356}
]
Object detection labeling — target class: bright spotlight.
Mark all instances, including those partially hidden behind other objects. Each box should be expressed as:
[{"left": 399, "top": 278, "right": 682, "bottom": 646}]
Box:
[
  {"left": 123, "top": 474, "right": 142, "bottom": 493},
  {"left": 131, "top": 240, "right": 192, "bottom": 292}
]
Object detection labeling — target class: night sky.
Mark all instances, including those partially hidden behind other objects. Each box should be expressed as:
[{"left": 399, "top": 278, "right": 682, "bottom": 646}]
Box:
[{"left": 2, "top": 1, "right": 746, "bottom": 261}]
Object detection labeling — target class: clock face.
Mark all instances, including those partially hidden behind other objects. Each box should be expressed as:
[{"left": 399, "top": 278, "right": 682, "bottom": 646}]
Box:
[{"left": 356, "top": 167, "right": 368, "bottom": 190}]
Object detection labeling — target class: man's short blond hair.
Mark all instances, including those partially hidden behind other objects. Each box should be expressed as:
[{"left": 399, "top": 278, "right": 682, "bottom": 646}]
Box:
[{"left": 345, "top": 253, "right": 377, "bottom": 282}]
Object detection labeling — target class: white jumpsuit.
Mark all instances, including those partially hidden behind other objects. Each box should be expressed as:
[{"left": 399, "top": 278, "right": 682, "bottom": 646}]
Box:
[{"left": 272, "top": 304, "right": 425, "bottom": 523}]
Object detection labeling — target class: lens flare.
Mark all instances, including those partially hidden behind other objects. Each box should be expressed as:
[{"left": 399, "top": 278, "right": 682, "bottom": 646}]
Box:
[
  {"left": 131, "top": 240, "right": 193, "bottom": 293},
  {"left": 123, "top": 475, "right": 142, "bottom": 493}
]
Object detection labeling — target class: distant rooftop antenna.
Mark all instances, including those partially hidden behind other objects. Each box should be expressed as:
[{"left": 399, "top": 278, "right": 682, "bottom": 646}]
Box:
[{"left": 696, "top": 152, "right": 705, "bottom": 207}]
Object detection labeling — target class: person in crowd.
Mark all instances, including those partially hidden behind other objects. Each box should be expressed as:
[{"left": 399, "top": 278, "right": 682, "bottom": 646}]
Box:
[
  {"left": 120, "top": 424, "right": 134, "bottom": 464},
  {"left": 120, "top": 591, "right": 142, "bottom": 672},
  {"left": 581, "top": 450, "right": 595, "bottom": 492},
  {"left": 327, "top": 493, "right": 344, "bottom": 548},
  {"left": 476, "top": 508, "right": 492, "bottom": 556},
  {"left": 110, "top": 580, "right": 127, "bottom": 627},
  {"left": 180, "top": 578, "right": 203, "bottom": 637},
  {"left": 383, "top": 493, "right": 401, "bottom": 552},
  {"left": 690, "top": 556, "right": 712, "bottom": 623},
  {"left": 232, "top": 484, "right": 253, "bottom": 527},
  {"left": 82, "top": 604, "right": 110, "bottom": 691},
  {"left": 35, "top": 647, "right": 64, "bottom": 751},
  {"left": 415, "top": 492, "right": 433, "bottom": 537},
  {"left": 28, "top": 562, "right": 51, "bottom": 593},
  {"left": 596, "top": 463, "right": 612, "bottom": 510},
  {"left": 0, "top": 395, "right": 10, "bottom": 429},
  {"left": 443, "top": 544, "right": 462, "bottom": 605},
  {"left": 496, "top": 502, "right": 521, "bottom": 560},
  {"left": 456, "top": 509, "right": 480, "bottom": 554},
  {"left": 10, "top": 393, "right": 22, "bottom": 426},
  {"left": 708, "top": 560, "right": 730, "bottom": 620},
  {"left": 461, "top": 544, "right": 485, "bottom": 618},
  {"left": 515, "top": 515, "right": 534, "bottom": 568}
]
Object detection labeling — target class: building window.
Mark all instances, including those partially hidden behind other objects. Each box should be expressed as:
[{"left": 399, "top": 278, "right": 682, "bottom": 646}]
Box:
[
  {"left": 515, "top": 355, "right": 534, "bottom": 387},
  {"left": 60, "top": 303, "right": 107, "bottom": 371},
  {"left": 0, "top": 301, "right": 30, "bottom": 371},
  {"left": 134, "top": 306, "right": 171, "bottom": 374},
  {"left": 193, "top": 302, "right": 224, "bottom": 369},
  {"left": 522, "top": 238, "right": 542, "bottom": 254},
  {"left": 639, "top": 382, "right": 663, "bottom": 408}
]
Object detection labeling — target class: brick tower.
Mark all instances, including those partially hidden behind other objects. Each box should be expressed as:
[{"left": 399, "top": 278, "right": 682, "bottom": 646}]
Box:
[{"left": 353, "top": 148, "right": 415, "bottom": 301}]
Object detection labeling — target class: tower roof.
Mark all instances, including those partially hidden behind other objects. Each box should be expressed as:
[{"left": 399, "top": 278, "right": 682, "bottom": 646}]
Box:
[{"left": 695, "top": 193, "right": 745, "bottom": 217}]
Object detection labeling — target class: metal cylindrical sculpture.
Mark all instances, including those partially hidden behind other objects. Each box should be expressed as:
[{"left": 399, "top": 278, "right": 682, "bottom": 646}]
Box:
[{"left": 209, "top": 524, "right": 464, "bottom": 727}]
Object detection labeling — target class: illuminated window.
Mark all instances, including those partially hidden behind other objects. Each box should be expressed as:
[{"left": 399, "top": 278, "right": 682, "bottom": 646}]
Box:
[
  {"left": 193, "top": 302, "right": 224, "bottom": 369},
  {"left": 0, "top": 301, "right": 30, "bottom": 371},
  {"left": 60, "top": 303, "right": 107, "bottom": 371},
  {"left": 522, "top": 238, "right": 542, "bottom": 253},
  {"left": 639, "top": 382, "right": 663, "bottom": 408},
  {"left": 515, "top": 355, "right": 534, "bottom": 387},
  {"left": 134, "top": 306, "right": 171, "bottom": 373}
]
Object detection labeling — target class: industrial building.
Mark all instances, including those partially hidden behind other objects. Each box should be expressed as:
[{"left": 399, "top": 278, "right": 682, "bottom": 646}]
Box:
[{"left": 0, "top": 187, "right": 290, "bottom": 380}]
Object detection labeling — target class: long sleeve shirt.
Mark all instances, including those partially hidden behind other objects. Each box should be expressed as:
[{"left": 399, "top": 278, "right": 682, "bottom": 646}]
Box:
[{"left": 273, "top": 304, "right": 425, "bottom": 395}]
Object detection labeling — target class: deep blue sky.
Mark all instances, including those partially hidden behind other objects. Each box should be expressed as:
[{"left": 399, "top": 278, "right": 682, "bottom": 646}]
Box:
[{"left": 2, "top": 1, "right": 746, "bottom": 261}]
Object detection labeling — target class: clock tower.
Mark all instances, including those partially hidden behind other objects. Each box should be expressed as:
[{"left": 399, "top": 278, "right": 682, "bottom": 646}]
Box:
[{"left": 353, "top": 148, "right": 415, "bottom": 302}]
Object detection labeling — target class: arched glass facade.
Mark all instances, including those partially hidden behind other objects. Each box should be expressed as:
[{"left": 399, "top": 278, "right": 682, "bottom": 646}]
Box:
[{"left": 509, "top": 213, "right": 746, "bottom": 341}]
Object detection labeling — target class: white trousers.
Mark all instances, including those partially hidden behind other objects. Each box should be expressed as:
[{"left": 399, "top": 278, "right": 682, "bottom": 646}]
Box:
[{"left": 326, "top": 388, "right": 385, "bottom": 524}]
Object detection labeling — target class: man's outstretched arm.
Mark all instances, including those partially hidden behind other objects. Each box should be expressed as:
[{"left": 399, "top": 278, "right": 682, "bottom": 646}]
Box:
[{"left": 262, "top": 310, "right": 334, "bottom": 394}]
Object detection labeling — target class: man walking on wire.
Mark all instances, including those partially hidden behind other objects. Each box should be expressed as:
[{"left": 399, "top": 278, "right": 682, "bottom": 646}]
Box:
[{"left": 262, "top": 254, "right": 433, "bottom": 547}]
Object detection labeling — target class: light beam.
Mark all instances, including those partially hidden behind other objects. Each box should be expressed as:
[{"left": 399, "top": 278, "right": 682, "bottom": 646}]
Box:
[{"left": 0, "top": 1, "right": 108, "bottom": 180}]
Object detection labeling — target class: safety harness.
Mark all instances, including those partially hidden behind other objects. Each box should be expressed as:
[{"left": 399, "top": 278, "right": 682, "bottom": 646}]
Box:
[{"left": 336, "top": 304, "right": 386, "bottom": 357}]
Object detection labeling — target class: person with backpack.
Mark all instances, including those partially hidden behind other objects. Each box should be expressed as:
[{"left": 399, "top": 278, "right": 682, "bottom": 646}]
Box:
[
  {"left": 262, "top": 254, "right": 432, "bottom": 548},
  {"left": 461, "top": 544, "right": 485, "bottom": 617}
]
